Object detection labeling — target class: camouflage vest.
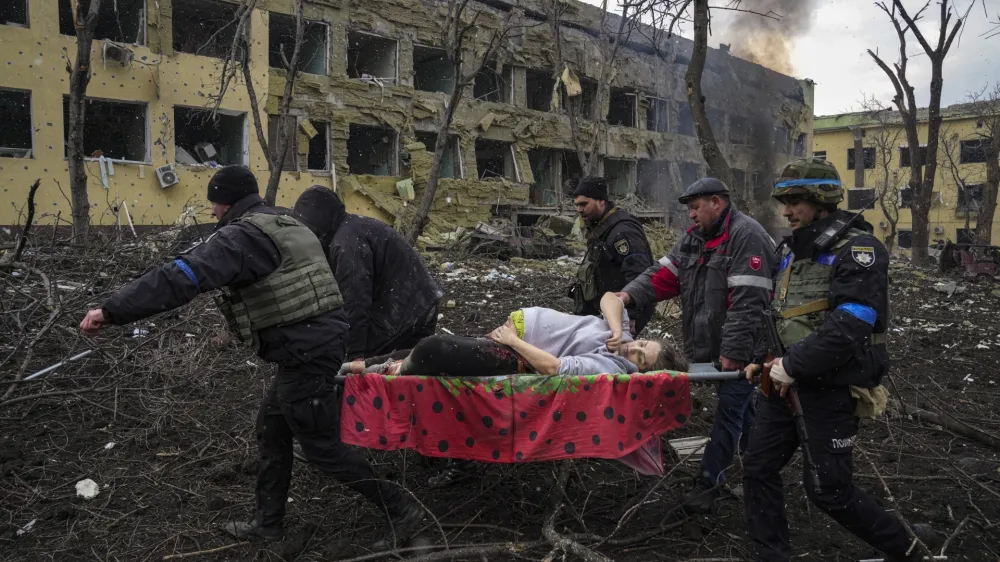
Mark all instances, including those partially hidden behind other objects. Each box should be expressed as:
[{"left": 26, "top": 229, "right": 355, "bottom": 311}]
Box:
[
  {"left": 776, "top": 228, "right": 887, "bottom": 348},
  {"left": 214, "top": 213, "right": 343, "bottom": 349}
]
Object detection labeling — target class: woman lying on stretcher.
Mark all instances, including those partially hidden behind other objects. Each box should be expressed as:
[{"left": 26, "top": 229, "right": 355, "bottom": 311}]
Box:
[{"left": 344, "top": 292, "right": 686, "bottom": 377}]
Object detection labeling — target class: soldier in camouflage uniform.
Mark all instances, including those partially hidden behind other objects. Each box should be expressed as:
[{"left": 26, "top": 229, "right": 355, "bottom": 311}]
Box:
[
  {"left": 80, "top": 166, "right": 423, "bottom": 549},
  {"left": 742, "top": 158, "right": 939, "bottom": 561}
]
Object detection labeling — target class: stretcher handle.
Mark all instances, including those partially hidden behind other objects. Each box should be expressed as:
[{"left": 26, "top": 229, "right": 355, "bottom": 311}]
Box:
[{"left": 331, "top": 370, "right": 744, "bottom": 385}]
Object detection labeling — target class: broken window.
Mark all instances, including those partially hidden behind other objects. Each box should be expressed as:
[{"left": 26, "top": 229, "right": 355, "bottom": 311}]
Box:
[
  {"left": 604, "top": 159, "right": 636, "bottom": 198},
  {"left": 847, "top": 147, "right": 876, "bottom": 170},
  {"left": 574, "top": 78, "right": 598, "bottom": 119},
  {"left": 475, "top": 139, "right": 516, "bottom": 181},
  {"left": 1, "top": 1, "right": 28, "bottom": 27},
  {"left": 528, "top": 149, "right": 558, "bottom": 204},
  {"left": 957, "top": 183, "right": 985, "bottom": 212},
  {"left": 173, "top": 0, "right": 240, "bottom": 59},
  {"left": 415, "top": 132, "right": 460, "bottom": 179},
  {"left": 562, "top": 151, "right": 583, "bottom": 192},
  {"left": 348, "top": 124, "right": 397, "bottom": 176},
  {"left": 728, "top": 115, "right": 750, "bottom": 145},
  {"left": 413, "top": 45, "right": 455, "bottom": 95},
  {"left": 847, "top": 188, "right": 876, "bottom": 210},
  {"left": 899, "top": 187, "right": 913, "bottom": 209},
  {"left": 960, "top": 139, "right": 989, "bottom": 164},
  {"left": 637, "top": 160, "right": 672, "bottom": 204},
  {"left": 772, "top": 126, "right": 790, "bottom": 153},
  {"left": 793, "top": 134, "right": 807, "bottom": 157},
  {"left": 607, "top": 88, "right": 636, "bottom": 128},
  {"left": 59, "top": 0, "right": 145, "bottom": 43},
  {"left": 899, "top": 145, "right": 927, "bottom": 167},
  {"left": 174, "top": 107, "right": 246, "bottom": 166},
  {"left": 526, "top": 69, "right": 554, "bottom": 111},
  {"left": 898, "top": 230, "right": 912, "bottom": 249},
  {"left": 647, "top": 97, "right": 669, "bottom": 133},
  {"left": 266, "top": 115, "right": 297, "bottom": 170},
  {"left": 708, "top": 109, "right": 726, "bottom": 138},
  {"left": 677, "top": 104, "right": 695, "bottom": 136},
  {"left": 956, "top": 228, "right": 975, "bottom": 244},
  {"left": 680, "top": 162, "right": 700, "bottom": 188},
  {"left": 347, "top": 31, "right": 397, "bottom": 81},
  {"left": 730, "top": 168, "right": 747, "bottom": 191},
  {"left": 813, "top": 150, "right": 827, "bottom": 161},
  {"left": 63, "top": 97, "right": 146, "bottom": 161},
  {"left": 268, "top": 13, "right": 328, "bottom": 75},
  {"left": 307, "top": 121, "right": 329, "bottom": 171},
  {"left": 474, "top": 64, "right": 512, "bottom": 103},
  {"left": 0, "top": 89, "right": 32, "bottom": 158}
]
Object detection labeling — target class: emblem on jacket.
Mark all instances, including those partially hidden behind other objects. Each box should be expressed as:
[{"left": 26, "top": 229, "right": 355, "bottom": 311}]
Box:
[
  {"left": 615, "top": 239, "right": 629, "bottom": 255},
  {"left": 749, "top": 255, "right": 762, "bottom": 271},
  {"left": 851, "top": 246, "right": 875, "bottom": 267}
]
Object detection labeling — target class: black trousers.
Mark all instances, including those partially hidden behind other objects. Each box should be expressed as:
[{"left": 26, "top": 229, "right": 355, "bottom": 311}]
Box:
[
  {"left": 366, "top": 335, "right": 521, "bottom": 377},
  {"left": 368, "top": 305, "right": 440, "bottom": 357},
  {"left": 255, "top": 357, "right": 405, "bottom": 528},
  {"left": 743, "top": 387, "right": 912, "bottom": 561}
]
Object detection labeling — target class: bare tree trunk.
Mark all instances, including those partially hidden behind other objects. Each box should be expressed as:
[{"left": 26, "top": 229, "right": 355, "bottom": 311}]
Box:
[
  {"left": 685, "top": 0, "right": 735, "bottom": 202},
  {"left": 67, "top": 0, "right": 103, "bottom": 245},
  {"left": 263, "top": 0, "right": 306, "bottom": 206},
  {"left": 978, "top": 137, "right": 1000, "bottom": 245}
]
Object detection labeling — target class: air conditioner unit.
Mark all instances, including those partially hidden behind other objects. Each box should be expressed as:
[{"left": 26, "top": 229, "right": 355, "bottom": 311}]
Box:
[
  {"left": 103, "top": 41, "right": 134, "bottom": 67},
  {"left": 878, "top": 221, "right": 888, "bottom": 228},
  {"left": 933, "top": 226, "right": 945, "bottom": 234},
  {"left": 156, "top": 164, "right": 180, "bottom": 189}
]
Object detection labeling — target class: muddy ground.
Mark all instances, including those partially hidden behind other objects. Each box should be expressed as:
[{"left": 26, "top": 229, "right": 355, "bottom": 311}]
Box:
[{"left": 2, "top": 237, "right": 1000, "bottom": 562}]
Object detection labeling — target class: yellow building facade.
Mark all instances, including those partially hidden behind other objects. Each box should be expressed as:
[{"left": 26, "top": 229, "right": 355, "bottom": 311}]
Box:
[{"left": 813, "top": 104, "right": 998, "bottom": 248}]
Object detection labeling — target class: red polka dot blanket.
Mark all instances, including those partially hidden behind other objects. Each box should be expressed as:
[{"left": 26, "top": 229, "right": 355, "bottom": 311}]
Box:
[{"left": 340, "top": 371, "right": 691, "bottom": 476}]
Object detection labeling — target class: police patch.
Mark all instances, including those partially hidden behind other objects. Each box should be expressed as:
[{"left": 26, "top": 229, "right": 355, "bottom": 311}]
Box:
[
  {"left": 749, "top": 255, "right": 762, "bottom": 271},
  {"left": 851, "top": 246, "right": 875, "bottom": 267},
  {"left": 614, "top": 238, "right": 629, "bottom": 255}
]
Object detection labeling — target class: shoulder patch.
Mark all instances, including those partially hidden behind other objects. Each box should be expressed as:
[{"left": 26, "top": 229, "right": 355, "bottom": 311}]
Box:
[
  {"left": 850, "top": 245, "right": 876, "bottom": 267},
  {"left": 614, "top": 238, "right": 630, "bottom": 256},
  {"left": 779, "top": 253, "right": 793, "bottom": 271},
  {"left": 749, "top": 255, "right": 762, "bottom": 271}
]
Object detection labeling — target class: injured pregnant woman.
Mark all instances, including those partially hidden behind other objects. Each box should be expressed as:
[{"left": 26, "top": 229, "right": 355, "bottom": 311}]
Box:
[{"left": 345, "top": 292, "right": 686, "bottom": 377}]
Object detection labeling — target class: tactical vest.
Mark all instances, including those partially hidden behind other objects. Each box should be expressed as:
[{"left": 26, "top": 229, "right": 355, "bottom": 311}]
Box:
[
  {"left": 775, "top": 228, "right": 888, "bottom": 348},
  {"left": 576, "top": 208, "right": 640, "bottom": 303},
  {"left": 214, "top": 213, "right": 343, "bottom": 349}
]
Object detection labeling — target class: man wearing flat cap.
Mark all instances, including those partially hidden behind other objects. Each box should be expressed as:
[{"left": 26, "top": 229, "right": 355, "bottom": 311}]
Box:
[
  {"left": 570, "top": 176, "right": 655, "bottom": 334},
  {"left": 79, "top": 165, "right": 424, "bottom": 549}
]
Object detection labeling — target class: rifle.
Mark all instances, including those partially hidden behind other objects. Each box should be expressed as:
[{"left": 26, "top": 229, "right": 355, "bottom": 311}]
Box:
[{"left": 760, "top": 309, "right": 822, "bottom": 491}]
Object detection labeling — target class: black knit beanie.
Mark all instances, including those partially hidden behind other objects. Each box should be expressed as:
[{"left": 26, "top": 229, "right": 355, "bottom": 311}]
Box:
[
  {"left": 207, "top": 165, "right": 259, "bottom": 205},
  {"left": 293, "top": 185, "right": 346, "bottom": 243},
  {"left": 572, "top": 176, "right": 609, "bottom": 201}
]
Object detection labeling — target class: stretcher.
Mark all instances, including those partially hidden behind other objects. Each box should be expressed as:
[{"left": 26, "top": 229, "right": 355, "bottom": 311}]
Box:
[{"left": 334, "top": 365, "right": 741, "bottom": 476}]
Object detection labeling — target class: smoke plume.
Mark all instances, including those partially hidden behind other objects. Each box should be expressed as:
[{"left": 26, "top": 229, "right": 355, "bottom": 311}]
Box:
[{"left": 722, "top": 0, "right": 817, "bottom": 75}]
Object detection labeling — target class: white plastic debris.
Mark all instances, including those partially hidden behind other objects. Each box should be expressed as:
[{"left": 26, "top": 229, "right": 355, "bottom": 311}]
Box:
[
  {"left": 246, "top": 360, "right": 257, "bottom": 367},
  {"left": 104, "top": 442, "right": 116, "bottom": 450},
  {"left": 977, "top": 343, "right": 991, "bottom": 350},
  {"left": 75, "top": 479, "right": 100, "bottom": 500},
  {"left": 131, "top": 327, "right": 149, "bottom": 338},
  {"left": 16, "top": 519, "right": 36, "bottom": 536},
  {"left": 963, "top": 374, "right": 974, "bottom": 382}
]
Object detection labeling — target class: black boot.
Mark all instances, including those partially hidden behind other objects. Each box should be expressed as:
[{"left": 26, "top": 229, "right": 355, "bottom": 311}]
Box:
[
  {"left": 885, "top": 523, "right": 941, "bottom": 562},
  {"left": 372, "top": 500, "right": 425, "bottom": 551},
  {"left": 221, "top": 519, "right": 283, "bottom": 542},
  {"left": 681, "top": 479, "right": 719, "bottom": 514}
]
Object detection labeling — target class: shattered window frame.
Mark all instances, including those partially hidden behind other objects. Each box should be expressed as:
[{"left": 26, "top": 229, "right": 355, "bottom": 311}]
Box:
[
  {"left": 268, "top": 12, "right": 329, "bottom": 76},
  {"left": 897, "top": 229, "right": 913, "bottom": 249},
  {"left": 525, "top": 68, "right": 555, "bottom": 112},
  {"left": 728, "top": 115, "right": 750, "bottom": 145},
  {"left": 847, "top": 147, "right": 876, "bottom": 170},
  {"left": 528, "top": 148, "right": 559, "bottom": 205},
  {"left": 899, "top": 187, "right": 913, "bottom": 209},
  {"left": 58, "top": 0, "right": 146, "bottom": 44},
  {"left": 1, "top": 0, "right": 29, "bottom": 27},
  {"left": 846, "top": 188, "right": 876, "bottom": 210},
  {"left": 0, "top": 88, "right": 33, "bottom": 158},
  {"left": 346, "top": 30, "right": 399, "bottom": 83},
  {"left": 959, "top": 139, "right": 989, "bottom": 164},
  {"left": 898, "top": 145, "right": 927, "bottom": 167},
  {"left": 607, "top": 88, "right": 637, "bottom": 128},
  {"left": 473, "top": 63, "right": 513, "bottom": 103},
  {"left": 604, "top": 158, "right": 637, "bottom": 198},
  {"left": 956, "top": 228, "right": 976, "bottom": 244},
  {"left": 348, "top": 124, "right": 399, "bottom": 177},
  {"left": 172, "top": 0, "right": 242, "bottom": 59},
  {"left": 793, "top": 133, "right": 807, "bottom": 157},
  {"left": 812, "top": 150, "right": 827, "bottom": 161},
  {"left": 474, "top": 139, "right": 517, "bottom": 182},
  {"left": 415, "top": 132, "right": 462, "bottom": 179},
  {"left": 174, "top": 106, "right": 249, "bottom": 168},
  {"left": 636, "top": 159, "right": 672, "bottom": 204},
  {"left": 676, "top": 103, "right": 695, "bottom": 136},
  {"left": 307, "top": 120, "right": 330, "bottom": 172},
  {"left": 956, "top": 183, "right": 985, "bottom": 212},
  {"left": 62, "top": 96, "right": 149, "bottom": 163},
  {"left": 646, "top": 97, "right": 669, "bottom": 133},
  {"left": 412, "top": 44, "right": 456, "bottom": 95}
]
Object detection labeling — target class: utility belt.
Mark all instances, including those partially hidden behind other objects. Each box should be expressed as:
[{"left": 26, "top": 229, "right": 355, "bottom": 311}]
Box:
[{"left": 780, "top": 298, "right": 887, "bottom": 345}]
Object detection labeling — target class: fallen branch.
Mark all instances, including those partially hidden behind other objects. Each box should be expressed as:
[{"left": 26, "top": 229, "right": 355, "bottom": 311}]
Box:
[
  {"left": 1, "top": 179, "right": 40, "bottom": 267},
  {"left": 541, "top": 462, "right": 614, "bottom": 562},
  {"left": 901, "top": 402, "right": 1000, "bottom": 451},
  {"left": 162, "top": 542, "right": 248, "bottom": 560}
]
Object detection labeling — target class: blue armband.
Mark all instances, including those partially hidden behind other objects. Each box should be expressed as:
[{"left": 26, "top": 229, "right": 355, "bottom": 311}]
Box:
[
  {"left": 174, "top": 259, "right": 200, "bottom": 292},
  {"left": 836, "top": 303, "right": 876, "bottom": 325}
]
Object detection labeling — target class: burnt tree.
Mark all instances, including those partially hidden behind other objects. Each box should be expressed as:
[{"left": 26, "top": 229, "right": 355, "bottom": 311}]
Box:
[
  {"left": 66, "top": 0, "right": 104, "bottom": 245},
  {"left": 869, "top": 0, "right": 962, "bottom": 262}
]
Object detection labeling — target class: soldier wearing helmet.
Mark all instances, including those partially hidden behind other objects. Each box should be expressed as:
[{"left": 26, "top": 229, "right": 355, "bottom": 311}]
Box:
[
  {"left": 617, "top": 176, "right": 775, "bottom": 513},
  {"left": 742, "top": 158, "right": 939, "bottom": 561}
]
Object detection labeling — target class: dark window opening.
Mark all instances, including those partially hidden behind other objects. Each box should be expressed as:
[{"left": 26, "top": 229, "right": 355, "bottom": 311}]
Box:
[
  {"left": 347, "top": 32, "right": 397, "bottom": 81},
  {"left": 647, "top": 97, "right": 669, "bottom": 133},
  {"left": 847, "top": 188, "right": 876, "bottom": 210},
  {"left": 528, "top": 149, "right": 557, "bottom": 204},
  {"left": 475, "top": 139, "right": 515, "bottom": 181},
  {"left": 680, "top": 162, "right": 700, "bottom": 188},
  {"left": 960, "top": 139, "right": 989, "bottom": 164},
  {"left": 772, "top": 126, "right": 790, "bottom": 153},
  {"left": 956, "top": 228, "right": 976, "bottom": 244},
  {"left": 561, "top": 151, "right": 583, "bottom": 194},
  {"left": 729, "top": 115, "right": 750, "bottom": 145},
  {"left": 605, "top": 159, "right": 636, "bottom": 198},
  {"left": 730, "top": 168, "right": 747, "bottom": 190},
  {"left": 413, "top": 45, "right": 455, "bottom": 95},
  {"left": 793, "top": 133, "right": 807, "bottom": 157},
  {"left": 563, "top": 77, "right": 598, "bottom": 119},
  {"left": 473, "top": 64, "right": 511, "bottom": 103},
  {"left": 268, "top": 13, "right": 327, "bottom": 75},
  {"left": 1, "top": 1, "right": 28, "bottom": 27},
  {"left": 708, "top": 109, "right": 725, "bottom": 139},
  {"left": 900, "top": 187, "right": 912, "bottom": 209},
  {"left": 348, "top": 124, "right": 397, "bottom": 176},
  {"left": 677, "top": 104, "right": 695, "bottom": 136},
  {"left": 637, "top": 159, "right": 672, "bottom": 205},
  {"left": 307, "top": 121, "right": 329, "bottom": 171},
  {"left": 174, "top": 107, "right": 245, "bottom": 166},
  {"left": 173, "top": 0, "right": 240, "bottom": 58},
  {"left": 898, "top": 230, "right": 912, "bottom": 249},
  {"left": 813, "top": 150, "right": 827, "bottom": 161},
  {"left": 847, "top": 147, "right": 876, "bottom": 170},
  {"left": 415, "top": 132, "right": 460, "bottom": 179},
  {"left": 0, "top": 89, "right": 32, "bottom": 157},
  {"left": 59, "top": 0, "right": 144, "bottom": 43},
  {"left": 526, "top": 69, "right": 554, "bottom": 111},
  {"left": 957, "top": 183, "right": 985, "bottom": 212},
  {"left": 607, "top": 88, "right": 636, "bottom": 128},
  {"left": 265, "top": 115, "right": 297, "bottom": 170},
  {"left": 63, "top": 97, "right": 146, "bottom": 162},
  {"left": 899, "top": 145, "right": 927, "bottom": 167}
]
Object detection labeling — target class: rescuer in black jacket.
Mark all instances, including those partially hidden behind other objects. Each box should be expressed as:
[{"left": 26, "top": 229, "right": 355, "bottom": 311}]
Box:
[
  {"left": 79, "top": 166, "right": 423, "bottom": 549},
  {"left": 293, "top": 186, "right": 443, "bottom": 359}
]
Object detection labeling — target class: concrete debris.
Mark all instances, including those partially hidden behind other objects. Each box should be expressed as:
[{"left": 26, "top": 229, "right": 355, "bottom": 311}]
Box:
[
  {"left": 75, "top": 479, "right": 100, "bottom": 500},
  {"left": 933, "top": 281, "right": 966, "bottom": 297}
]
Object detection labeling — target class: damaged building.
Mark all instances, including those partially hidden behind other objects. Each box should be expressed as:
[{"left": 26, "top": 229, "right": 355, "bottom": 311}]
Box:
[{"left": 0, "top": 0, "right": 813, "bottom": 234}]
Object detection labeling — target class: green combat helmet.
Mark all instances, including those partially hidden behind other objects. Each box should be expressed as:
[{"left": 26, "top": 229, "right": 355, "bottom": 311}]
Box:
[{"left": 772, "top": 158, "right": 843, "bottom": 205}]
